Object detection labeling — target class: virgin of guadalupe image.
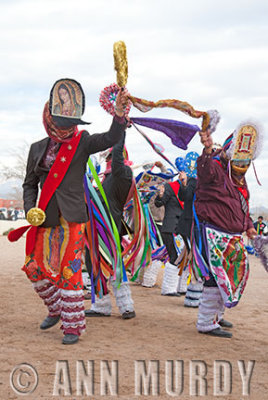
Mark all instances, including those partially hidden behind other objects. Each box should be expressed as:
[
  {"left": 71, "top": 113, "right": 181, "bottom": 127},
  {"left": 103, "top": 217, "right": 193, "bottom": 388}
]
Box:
[{"left": 53, "top": 82, "right": 82, "bottom": 117}]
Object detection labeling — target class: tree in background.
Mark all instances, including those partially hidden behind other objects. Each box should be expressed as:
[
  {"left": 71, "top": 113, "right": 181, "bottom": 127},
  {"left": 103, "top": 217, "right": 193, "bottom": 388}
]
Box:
[{"left": 0, "top": 142, "right": 29, "bottom": 204}]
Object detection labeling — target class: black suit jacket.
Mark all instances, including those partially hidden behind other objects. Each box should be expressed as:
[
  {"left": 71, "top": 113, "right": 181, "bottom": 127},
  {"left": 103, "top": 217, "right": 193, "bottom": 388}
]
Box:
[
  {"left": 175, "top": 177, "right": 196, "bottom": 238},
  {"left": 102, "top": 132, "right": 133, "bottom": 234},
  {"left": 23, "top": 118, "right": 126, "bottom": 227},
  {"left": 154, "top": 182, "right": 183, "bottom": 233}
]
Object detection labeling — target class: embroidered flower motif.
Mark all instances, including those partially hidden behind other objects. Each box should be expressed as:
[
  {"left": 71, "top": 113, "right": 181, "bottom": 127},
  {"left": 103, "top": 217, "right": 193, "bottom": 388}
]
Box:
[
  {"left": 62, "top": 266, "right": 74, "bottom": 280},
  {"left": 209, "top": 232, "right": 215, "bottom": 240},
  {"left": 70, "top": 258, "right": 81, "bottom": 273}
]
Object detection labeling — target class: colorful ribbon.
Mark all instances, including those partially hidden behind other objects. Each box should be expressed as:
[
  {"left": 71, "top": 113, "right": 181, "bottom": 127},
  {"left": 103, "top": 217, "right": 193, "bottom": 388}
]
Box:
[
  {"left": 84, "top": 159, "right": 127, "bottom": 298},
  {"left": 129, "top": 95, "right": 210, "bottom": 131}
]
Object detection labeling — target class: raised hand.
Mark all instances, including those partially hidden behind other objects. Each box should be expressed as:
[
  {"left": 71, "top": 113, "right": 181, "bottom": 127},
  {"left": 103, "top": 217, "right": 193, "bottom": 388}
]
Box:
[{"left": 115, "top": 88, "right": 129, "bottom": 117}]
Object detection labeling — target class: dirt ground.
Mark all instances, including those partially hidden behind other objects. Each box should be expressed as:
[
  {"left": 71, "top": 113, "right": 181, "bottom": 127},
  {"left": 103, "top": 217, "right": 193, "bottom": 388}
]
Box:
[{"left": 1, "top": 231, "right": 268, "bottom": 400}]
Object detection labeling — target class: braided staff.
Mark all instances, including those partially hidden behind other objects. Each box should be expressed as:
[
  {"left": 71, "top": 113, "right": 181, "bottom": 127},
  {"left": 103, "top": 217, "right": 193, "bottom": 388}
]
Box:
[{"left": 113, "top": 40, "right": 211, "bottom": 131}]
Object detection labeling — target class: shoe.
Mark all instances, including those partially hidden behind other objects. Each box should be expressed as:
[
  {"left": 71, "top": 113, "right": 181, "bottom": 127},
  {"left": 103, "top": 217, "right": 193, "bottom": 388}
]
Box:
[
  {"left": 62, "top": 334, "right": 79, "bottom": 345},
  {"left": 122, "top": 310, "right": 136, "bottom": 320},
  {"left": 84, "top": 309, "right": 111, "bottom": 317},
  {"left": 178, "top": 292, "right": 186, "bottom": 296},
  {"left": 84, "top": 292, "right": 91, "bottom": 300},
  {"left": 161, "top": 292, "right": 181, "bottom": 297},
  {"left": 199, "top": 327, "right": 232, "bottom": 338},
  {"left": 219, "top": 319, "right": 233, "bottom": 328},
  {"left": 40, "top": 315, "right": 60, "bottom": 330}
]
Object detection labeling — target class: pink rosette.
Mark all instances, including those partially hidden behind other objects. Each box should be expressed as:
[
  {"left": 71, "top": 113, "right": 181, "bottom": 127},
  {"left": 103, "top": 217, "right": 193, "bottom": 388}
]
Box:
[{"left": 99, "top": 83, "right": 131, "bottom": 116}]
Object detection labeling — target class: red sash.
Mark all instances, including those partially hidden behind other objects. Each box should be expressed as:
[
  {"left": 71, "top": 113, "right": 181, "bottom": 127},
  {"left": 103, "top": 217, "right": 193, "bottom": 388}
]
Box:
[
  {"left": 8, "top": 132, "right": 82, "bottom": 255},
  {"left": 169, "top": 181, "right": 184, "bottom": 209}
]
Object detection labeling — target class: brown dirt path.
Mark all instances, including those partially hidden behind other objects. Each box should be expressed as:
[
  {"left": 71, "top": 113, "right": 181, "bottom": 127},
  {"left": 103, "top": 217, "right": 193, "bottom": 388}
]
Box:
[{"left": 1, "top": 236, "right": 268, "bottom": 399}]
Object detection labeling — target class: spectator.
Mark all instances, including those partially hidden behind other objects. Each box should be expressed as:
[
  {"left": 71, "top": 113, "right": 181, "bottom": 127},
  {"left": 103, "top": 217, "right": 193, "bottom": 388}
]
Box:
[{"left": 253, "top": 216, "right": 267, "bottom": 236}]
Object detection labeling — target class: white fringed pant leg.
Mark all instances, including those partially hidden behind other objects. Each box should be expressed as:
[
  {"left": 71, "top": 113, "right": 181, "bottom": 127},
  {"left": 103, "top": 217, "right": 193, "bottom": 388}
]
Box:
[
  {"left": 196, "top": 286, "right": 224, "bottom": 332},
  {"left": 90, "top": 294, "right": 112, "bottom": 315},
  {"left": 161, "top": 262, "right": 179, "bottom": 295},
  {"left": 33, "top": 279, "right": 61, "bottom": 317},
  {"left": 112, "top": 281, "right": 135, "bottom": 314},
  {"left": 184, "top": 281, "right": 203, "bottom": 308},
  {"left": 142, "top": 260, "right": 162, "bottom": 288}
]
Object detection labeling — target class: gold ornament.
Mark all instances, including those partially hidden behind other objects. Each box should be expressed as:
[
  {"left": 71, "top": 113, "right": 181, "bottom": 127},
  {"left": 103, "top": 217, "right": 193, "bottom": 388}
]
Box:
[
  {"left": 26, "top": 207, "right": 46, "bottom": 226},
  {"left": 113, "top": 40, "right": 128, "bottom": 87}
]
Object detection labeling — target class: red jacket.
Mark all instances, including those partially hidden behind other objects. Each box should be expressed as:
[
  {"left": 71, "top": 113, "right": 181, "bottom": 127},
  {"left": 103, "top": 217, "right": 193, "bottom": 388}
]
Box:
[{"left": 195, "top": 149, "right": 253, "bottom": 233}]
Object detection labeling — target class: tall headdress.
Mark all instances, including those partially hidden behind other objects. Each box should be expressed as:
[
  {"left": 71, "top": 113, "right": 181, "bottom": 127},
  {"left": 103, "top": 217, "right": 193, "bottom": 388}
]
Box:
[
  {"left": 223, "top": 120, "right": 263, "bottom": 182},
  {"left": 224, "top": 121, "right": 262, "bottom": 163}
]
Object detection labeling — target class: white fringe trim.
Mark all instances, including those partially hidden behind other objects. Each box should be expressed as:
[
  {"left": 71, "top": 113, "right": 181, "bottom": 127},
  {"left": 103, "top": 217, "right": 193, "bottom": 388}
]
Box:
[
  {"left": 61, "top": 300, "right": 84, "bottom": 308},
  {"left": 61, "top": 310, "right": 85, "bottom": 319},
  {"left": 112, "top": 282, "right": 134, "bottom": 314},
  {"left": 61, "top": 289, "right": 84, "bottom": 298},
  {"left": 184, "top": 298, "right": 200, "bottom": 307},
  {"left": 61, "top": 320, "right": 85, "bottom": 328},
  {"left": 142, "top": 260, "right": 162, "bottom": 287},
  {"left": 161, "top": 263, "right": 179, "bottom": 295},
  {"left": 91, "top": 294, "right": 112, "bottom": 315},
  {"left": 32, "top": 279, "right": 50, "bottom": 289},
  {"left": 196, "top": 286, "right": 222, "bottom": 332},
  {"left": 49, "top": 299, "right": 62, "bottom": 311},
  {"left": 177, "top": 268, "right": 189, "bottom": 293},
  {"left": 43, "top": 289, "right": 61, "bottom": 303},
  {"left": 39, "top": 284, "right": 57, "bottom": 297}
]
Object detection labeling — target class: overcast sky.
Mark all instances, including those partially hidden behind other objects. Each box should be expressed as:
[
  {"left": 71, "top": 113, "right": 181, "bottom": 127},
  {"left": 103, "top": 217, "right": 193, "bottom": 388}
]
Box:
[{"left": 0, "top": 0, "right": 267, "bottom": 208}]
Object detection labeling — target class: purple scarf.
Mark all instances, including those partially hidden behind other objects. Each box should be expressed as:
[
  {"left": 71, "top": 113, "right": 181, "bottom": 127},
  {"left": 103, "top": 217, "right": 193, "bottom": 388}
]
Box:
[{"left": 131, "top": 117, "right": 199, "bottom": 150}]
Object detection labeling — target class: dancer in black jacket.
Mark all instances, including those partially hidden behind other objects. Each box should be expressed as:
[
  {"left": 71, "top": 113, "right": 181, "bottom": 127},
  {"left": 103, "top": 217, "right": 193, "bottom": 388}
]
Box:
[{"left": 85, "top": 131, "right": 136, "bottom": 319}]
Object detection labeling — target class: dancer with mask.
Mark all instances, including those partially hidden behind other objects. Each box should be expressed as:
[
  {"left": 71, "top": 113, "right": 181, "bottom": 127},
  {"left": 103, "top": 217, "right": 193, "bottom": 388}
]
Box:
[
  {"left": 193, "top": 121, "right": 260, "bottom": 338},
  {"left": 10, "top": 78, "right": 128, "bottom": 345}
]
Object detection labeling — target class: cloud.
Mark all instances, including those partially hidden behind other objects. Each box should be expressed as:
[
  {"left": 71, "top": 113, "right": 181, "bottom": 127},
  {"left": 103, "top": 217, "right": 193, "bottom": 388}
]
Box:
[{"left": 0, "top": 0, "right": 267, "bottom": 205}]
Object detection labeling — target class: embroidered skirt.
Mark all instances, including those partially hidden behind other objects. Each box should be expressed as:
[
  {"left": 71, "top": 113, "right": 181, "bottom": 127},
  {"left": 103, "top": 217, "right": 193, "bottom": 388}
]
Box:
[
  {"left": 22, "top": 217, "right": 85, "bottom": 291},
  {"left": 191, "top": 223, "right": 249, "bottom": 308}
]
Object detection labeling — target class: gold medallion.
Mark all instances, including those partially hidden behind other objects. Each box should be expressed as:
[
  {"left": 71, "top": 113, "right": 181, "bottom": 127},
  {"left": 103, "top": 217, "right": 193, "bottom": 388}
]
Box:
[{"left": 26, "top": 208, "right": 46, "bottom": 226}]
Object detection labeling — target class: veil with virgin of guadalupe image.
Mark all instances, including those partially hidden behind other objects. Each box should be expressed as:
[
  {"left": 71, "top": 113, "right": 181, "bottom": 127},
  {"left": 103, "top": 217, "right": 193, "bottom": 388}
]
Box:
[{"left": 49, "top": 78, "right": 90, "bottom": 127}]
